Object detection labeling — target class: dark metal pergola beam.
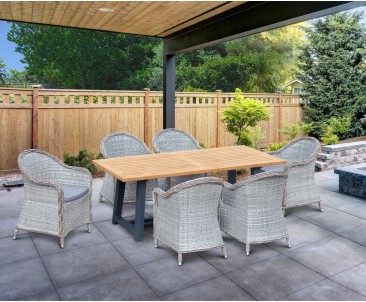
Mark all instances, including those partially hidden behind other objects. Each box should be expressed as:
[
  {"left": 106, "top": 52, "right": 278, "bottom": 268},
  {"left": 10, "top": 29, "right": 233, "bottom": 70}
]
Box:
[
  {"left": 163, "top": 1, "right": 366, "bottom": 55},
  {"left": 163, "top": 53, "right": 176, "bottom": 129}
]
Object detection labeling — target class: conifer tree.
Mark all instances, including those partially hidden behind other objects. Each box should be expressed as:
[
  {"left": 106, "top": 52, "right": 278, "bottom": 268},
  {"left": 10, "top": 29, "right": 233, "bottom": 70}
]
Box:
[{"left": 299, "top": 12, "right": 366, "bottom": 138}]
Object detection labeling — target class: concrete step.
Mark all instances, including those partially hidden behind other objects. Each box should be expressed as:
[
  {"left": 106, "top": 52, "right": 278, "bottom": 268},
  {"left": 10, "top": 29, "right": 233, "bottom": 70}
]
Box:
[
  {"left": 317, "top": 152, "right": 332, "bottom": 162},
  {"left": 315, "top": 161, "right": 328, "bottom": 172}
]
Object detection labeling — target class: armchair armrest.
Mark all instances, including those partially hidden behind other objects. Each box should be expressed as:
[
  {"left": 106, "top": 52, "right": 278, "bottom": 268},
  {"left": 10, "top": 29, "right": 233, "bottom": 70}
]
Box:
[{"left": 22, "top": 174, "right": 63, "bottom": 206}]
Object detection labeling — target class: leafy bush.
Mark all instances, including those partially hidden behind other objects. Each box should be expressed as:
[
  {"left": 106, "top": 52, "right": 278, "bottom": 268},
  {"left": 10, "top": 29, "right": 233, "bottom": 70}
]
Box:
[
  {"left": 222, "top": 88, "right": 270, "bottom": 146},
  {"left": 247, "top": 126, "right": 265, "bottom": 150},
  {"left": 320, "top": 116, "right": 351, "bottom": 145},
  {"left": 279, "top": 123, "right": 301, "bottom": 141},
  {"left": 64, "top": 149, "right": 103, "bottom": 174},
  {"left": 266, "top": 142, "right": 287, "bottom": 151},
  {"left": 301, "top": 122, "right": 315, "bottom": 135}
]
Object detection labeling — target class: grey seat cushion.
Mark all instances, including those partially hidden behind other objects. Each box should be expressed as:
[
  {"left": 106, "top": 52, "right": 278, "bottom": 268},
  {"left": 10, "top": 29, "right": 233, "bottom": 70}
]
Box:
[{"left": 61, "top": 184, "right": 89, "bottom": 203}]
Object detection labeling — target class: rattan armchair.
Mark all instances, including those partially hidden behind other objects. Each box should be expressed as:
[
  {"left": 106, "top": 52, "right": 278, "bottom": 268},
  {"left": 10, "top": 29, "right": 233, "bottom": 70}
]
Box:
[
  {"left": 99, "top": 132, "right": 155, "bottom": 204},
  {"left": 253, "top": 137, "right": 322, "bottom": 211},
  {"left": 153, "top": 177, "right": 227, "bottom": 265},
  {"left": 152, "top": 128, "right": 206, "bottom": 190},
  {"left": 14, "top": 149, "right": 92, "bottom": 248},
  {"left": 220, "top": 171, "right": 290, "bottom": 256}
]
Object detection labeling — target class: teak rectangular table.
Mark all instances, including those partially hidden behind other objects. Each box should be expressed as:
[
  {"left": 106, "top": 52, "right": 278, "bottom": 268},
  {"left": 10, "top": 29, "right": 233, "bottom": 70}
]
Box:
[{"left": 93, "top": 145, "right": 286, "bottom": 241}]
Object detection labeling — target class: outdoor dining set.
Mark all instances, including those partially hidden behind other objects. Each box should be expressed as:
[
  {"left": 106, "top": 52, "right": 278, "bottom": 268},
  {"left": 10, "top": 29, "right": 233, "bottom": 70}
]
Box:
[{"left": 12, "top": 129, "right": 322, "bottom": 266}]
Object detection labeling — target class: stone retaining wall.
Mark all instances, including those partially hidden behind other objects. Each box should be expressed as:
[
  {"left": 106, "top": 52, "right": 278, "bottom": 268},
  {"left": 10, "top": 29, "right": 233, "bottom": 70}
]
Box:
[{"left": 316, "top": 141, "right": 366, "bottom": 171}]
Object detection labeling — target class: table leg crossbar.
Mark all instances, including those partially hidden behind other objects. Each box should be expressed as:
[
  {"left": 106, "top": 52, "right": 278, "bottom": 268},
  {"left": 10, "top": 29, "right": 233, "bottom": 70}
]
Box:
[{"left": 112, "top": 179, "right": 151, "bottom": 241}]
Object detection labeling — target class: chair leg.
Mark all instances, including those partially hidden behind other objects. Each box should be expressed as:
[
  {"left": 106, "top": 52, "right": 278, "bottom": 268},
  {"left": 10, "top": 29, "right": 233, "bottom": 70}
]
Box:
[
  {"left": 60, "top": 237, "right": 65, "bottom": 249},
  {"left": 222, "top": 246, "right": 228, "bottom": 259},
  {"left": 286, "top": 237, "right": 291, "bottom": 248},
  {"left": 154, "top": 238, "right": 158, "bottom": 248},
  {"left": 282, "top": 208, "right": 286, "bottom": 216},
  {"left": 318, "top": 201, "right": 323, "bottom": 212},
  {"left": 178, "top": 253, "right": 182, "bottom": 266},
  {"left": 246, "top": 244, "right": 250, "bottom": 256},
  {"left": 87, "top": 223, "right": 91, "bottom": 233},
  {"left": 13, "top": 228, "right": 19, "bottom": 240}
]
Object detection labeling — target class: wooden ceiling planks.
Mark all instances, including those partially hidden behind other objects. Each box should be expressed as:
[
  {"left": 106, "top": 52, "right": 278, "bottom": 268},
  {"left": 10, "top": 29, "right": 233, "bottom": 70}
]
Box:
[
  {"left": 9, "top": 1, "right": 22, "bottom": 21},
  {"left": 0, "top": 2, "right": 11, "bottom": 21},
  {"left": 31, "top": 2, "right": 45, "bottom": 23},
  {"left": 128, "top": 1, "right": 190, "bottom": 36},
  {"left": 90, "top": 2, "right": 130, "bottom": 31},
  {"left": 41, "top": 2, "right": 57, "bottom": 24},
  {"left": 100, "top": 2, "right": 147, "bottom": 33},
  {"left": 50, "top": 2, "right": 69, "bottom": 25},
  {"left": 0, "top": 1, "right": 245, "bottom": 37},
  {"left": 68, "top": 2, "right": 94, "bottom": 28}
]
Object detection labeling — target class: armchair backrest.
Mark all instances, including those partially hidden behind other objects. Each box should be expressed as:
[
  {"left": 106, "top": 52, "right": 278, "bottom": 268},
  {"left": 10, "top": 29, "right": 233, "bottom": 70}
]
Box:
[
  {"left": 100, "top": 132, "right": 151, "bottom": 158},
  {"left": 153, "top": 128, "right": 201, "bottom": 153},
  {"left": 155, "top": 177, "right": 223, "bottom": 211},
  {"left": 222, "top": 171, "right": 287, "bottom": 210},
  {"left": 18, "top": 149, "right": 64, "bottom": 181},
  {"left": 278, "top": 137, "right": 320, "bottom": 162}
]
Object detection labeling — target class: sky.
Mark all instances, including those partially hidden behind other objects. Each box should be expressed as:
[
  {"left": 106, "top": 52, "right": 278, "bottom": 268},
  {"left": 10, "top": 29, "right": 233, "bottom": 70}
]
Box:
[
  {"left": 0, "top": 21, "right": 25, "bottom": 72},
  {"left": 0, "top": 5, "right": 365, "bottom": 74}
]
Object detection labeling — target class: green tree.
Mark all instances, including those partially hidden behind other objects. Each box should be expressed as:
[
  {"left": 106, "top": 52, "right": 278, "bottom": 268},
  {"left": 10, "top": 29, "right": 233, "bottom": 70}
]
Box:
[
  {"left": 0, "top": 58, "right": 6, "bottom": 86},
  {"left": 222, "top": 88, "right": 270, "bottom": 145},
  {"left": 7, "top": 23, "right": 159, "bottom": 89},
  {"left": 299, "top": 12, "right": 366, "bottom": 138},
  {"left": 147, "top": 23, "right": 306, "bottom": 92}
]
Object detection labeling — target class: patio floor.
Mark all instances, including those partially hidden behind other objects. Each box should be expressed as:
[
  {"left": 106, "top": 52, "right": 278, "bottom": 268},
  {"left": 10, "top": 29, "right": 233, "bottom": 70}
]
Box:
[{"left": 1, "top": 170, "right": 366, "bottom": 300}]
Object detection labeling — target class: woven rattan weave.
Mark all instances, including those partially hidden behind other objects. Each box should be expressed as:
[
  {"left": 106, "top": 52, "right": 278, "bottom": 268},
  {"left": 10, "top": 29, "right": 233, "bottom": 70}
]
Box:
[
  {"left": 259, "top": 137, "right": 322, "bottom": 211},
  {"left": 153, "top": 177, "right": 227, "bottom": 265},
  {"left": 220, "top": 171, "right": 290, "bottom": 255},
  {"left": 152, "top": 128, "right": 206, "bottom": 190},
  {"left": 15, "top": 149, "right": 93, "bottom": 248},
  {"left": 99, "top": 132, "right": 155, "bottom": 203}
]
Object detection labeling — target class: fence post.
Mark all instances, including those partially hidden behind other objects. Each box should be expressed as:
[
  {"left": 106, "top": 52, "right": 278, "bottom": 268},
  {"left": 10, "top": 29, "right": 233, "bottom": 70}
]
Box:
[
  {"left": 216, "top": 90, "right": 222, "bottom": 147},
  {"left": 278, "top": 93, "right": 283, "bottom": 142},
  {"left": 32, "top": 85, "right": 41, "bottom": 149},
  {"left": 144, "top": 88, "right": 151, "bottom": 148}
]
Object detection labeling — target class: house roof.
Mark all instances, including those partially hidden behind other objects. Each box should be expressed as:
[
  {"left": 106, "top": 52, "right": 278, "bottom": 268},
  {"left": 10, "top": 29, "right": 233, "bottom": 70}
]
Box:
[{"left": 283, "top": 79, "right": 303, "bottom": 88}]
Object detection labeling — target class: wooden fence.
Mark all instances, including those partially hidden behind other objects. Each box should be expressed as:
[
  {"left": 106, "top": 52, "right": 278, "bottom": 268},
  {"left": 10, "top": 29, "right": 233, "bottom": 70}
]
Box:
[{"left": 0, "top": 86, "right": 304, "bottom": 170}]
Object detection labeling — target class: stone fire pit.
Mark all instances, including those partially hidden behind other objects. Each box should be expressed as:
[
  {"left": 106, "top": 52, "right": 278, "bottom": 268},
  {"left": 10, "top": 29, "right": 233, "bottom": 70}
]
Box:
[{"left": 334, "top": 163, "right": 366, "bottom": 199}]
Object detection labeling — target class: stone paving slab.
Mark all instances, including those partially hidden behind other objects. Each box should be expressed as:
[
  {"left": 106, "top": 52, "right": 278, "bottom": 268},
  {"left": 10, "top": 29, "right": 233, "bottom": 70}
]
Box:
[{"left": 0, "top": 172, "right": 366, "bottom": 300}]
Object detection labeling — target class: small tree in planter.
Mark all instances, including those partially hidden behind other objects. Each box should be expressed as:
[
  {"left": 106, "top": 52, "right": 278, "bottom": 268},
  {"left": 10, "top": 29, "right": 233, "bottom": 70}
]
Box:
[{"left": 222, "top": 88, "right": 270, "bottom": 146}]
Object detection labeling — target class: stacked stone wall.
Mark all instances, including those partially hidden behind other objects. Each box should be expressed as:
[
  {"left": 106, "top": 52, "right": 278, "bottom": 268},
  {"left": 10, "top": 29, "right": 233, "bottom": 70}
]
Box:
[{"left": 316, "top": 142, "right": 366, "bottom": 171}]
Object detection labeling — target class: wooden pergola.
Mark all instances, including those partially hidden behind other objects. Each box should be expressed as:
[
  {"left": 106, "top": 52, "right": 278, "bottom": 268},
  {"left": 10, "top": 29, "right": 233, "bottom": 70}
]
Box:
[{"left": 0, "top": 1, "right": 364, "bottom": 128}]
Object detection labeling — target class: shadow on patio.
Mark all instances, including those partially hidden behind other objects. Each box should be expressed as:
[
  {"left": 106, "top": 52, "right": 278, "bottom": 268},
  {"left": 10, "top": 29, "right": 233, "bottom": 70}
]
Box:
[{"left": 1, "top": 170, "right": 366, "bottom": 301}]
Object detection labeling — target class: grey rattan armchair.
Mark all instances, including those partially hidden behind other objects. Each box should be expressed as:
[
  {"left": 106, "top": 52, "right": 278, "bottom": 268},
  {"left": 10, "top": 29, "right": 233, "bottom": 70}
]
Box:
[
  {"left": 152, "top": 128, "right": 206, "bottom": 190},
  {"left": 14, "top": 149, "right": 92, "bottom": 248},
  {"left": 153, "top": 177, "right": 227, "bottom": 265},
  {"left": 220, "top": 171, "right": 290, "bottom": 256},
  {"left": 253, "top": 137, "right": 322, "bottom": 212},
  {"left": 99, "top": 132, "right": 155, "bottom": 204}
]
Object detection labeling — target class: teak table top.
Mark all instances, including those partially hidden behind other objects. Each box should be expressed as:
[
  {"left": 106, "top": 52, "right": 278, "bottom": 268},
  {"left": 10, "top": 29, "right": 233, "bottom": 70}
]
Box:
[{"left": 93, "top": 145, "right": 286, "bottom": 182}]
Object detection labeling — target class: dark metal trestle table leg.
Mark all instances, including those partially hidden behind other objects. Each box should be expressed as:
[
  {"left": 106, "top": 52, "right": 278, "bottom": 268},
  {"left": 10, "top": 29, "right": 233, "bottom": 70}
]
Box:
[
  {"left": 112, "top": 180, "right": 126, "bottom": 224},
  {"left": 228, "top": 170, "right": 236, "bottom": 184},
  {"left": 112, "top": 179, "right": 153, "bottom": 241}
]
